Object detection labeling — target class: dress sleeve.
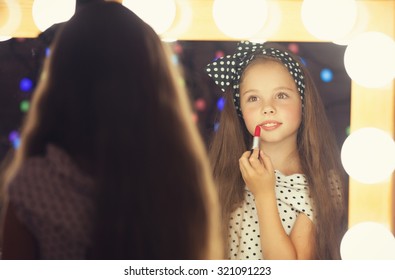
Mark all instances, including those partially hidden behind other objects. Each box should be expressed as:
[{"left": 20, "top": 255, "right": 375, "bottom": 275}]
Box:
[
  {"left": 292, "top": 187, "right": 315, "bottom": 222},
  {"left": 6, "top": 158, "right": 50, "bottom": 239},
  {"left": 274, "top": 172, "right": 315, "bottom": 235}
]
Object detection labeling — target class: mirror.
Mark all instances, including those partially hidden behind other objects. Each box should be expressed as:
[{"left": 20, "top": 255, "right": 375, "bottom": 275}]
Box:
[{"left": 0, "top": 39, "right": 351, "bottom": 159}]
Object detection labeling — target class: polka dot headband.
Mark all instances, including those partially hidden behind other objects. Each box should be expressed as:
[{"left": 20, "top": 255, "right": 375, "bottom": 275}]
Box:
[{"left": 206, "top": 41, "right": 305, "bottom": 116}]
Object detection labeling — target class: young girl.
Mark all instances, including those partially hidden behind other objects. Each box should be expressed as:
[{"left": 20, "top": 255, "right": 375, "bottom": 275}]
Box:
[
  {"left": 0, "top": 1, "right": 222, "bottom": 259},
  {"left": 206, "top": 41, "right": 346, "bottom": 260}
]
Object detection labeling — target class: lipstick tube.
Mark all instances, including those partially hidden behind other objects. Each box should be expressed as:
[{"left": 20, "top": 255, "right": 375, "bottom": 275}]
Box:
[{"left": 251, "top": 125, "right": 261, "bottom": 150}]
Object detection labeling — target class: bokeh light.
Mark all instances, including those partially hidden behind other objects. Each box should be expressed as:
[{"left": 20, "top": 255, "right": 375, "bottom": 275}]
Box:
[
  {"left": 216, "top": 97, "right": 225, "bottom": 111},
  {"left": 171, "top": 53, "right": 179, "bottom": 65},
  {"left": 32, "top": 0, "right": 76, "bottom": 32},
  {"left": 173, "top": 43, "right": 183, "bottom": 55},
  {"left": 341, "top": 222, "right": 395, "bottom": 259},
  {"left": 0, "top": 36, "right": 12, "bottom": 42},
  {"left": 320, "top": 68, "right": 333, "bottom": 82},
  {"left": 19, "top": 78, "right": 33, "bottom": 92},
  {"left": 8, "top": 130, "right": 19, "bottom": 142},
  {"left": 341, "top": 127, "right": 395, "bottom": 184},
  {"left": 288, "top": 43, "right": 299, "bottom": 54},
  {"left": 0, "top": 0, "right": 22, "bottom": 38},
  {"left": 192, "top": 112, "right": 198, "bottom": 123},
  {"left": 344, "top": 32, "right": 395, "bottom": 88},
  {"left": 178, "top": 77, "right": 185, "bottom": 88},
  {"left": 301, "top": 0, "right": 357, "bottom": 41},
  {"left": 214, "top": 122, "right": 220, "bottom": 132},
  {"left": 345, "top": 126, "right": 350, "bottom": 136},
  {"left": 122, "top": 0, "right": 176, "bottom": 35},
  {"left": 249, "top": 1, "right": 281, "bottom": 43},
  {"left": 194, "top": 98, "right": 207, "bottom": 112},
  {"left": 212, "top": 0, "right": 268, "bottom": 39},
  {"left": 20, "top": 100, "right": 30, "bottom": 113},
  {"left": 8, "top": 130, "right": 20, "bottom": 149},
  {"left": 215, "top": 50, "right": 225, "bottom": 60},
  {"left": 159, "top": 0, "right": 192, "bottom": 40},
  {"left": 332, "top": 1, "right": 369, "bottom": 46}
]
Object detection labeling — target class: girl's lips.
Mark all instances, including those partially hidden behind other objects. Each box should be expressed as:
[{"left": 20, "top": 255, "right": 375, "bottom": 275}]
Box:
[{"left": 260, "top": 121, "right": 282, "bottom": 131}]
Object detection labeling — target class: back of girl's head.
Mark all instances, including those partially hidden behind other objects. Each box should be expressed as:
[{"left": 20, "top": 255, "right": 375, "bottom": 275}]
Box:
[
  {"left": 10, "top": 1, "right": 222, "bottom": 259},
  {"left": 45, "top": 2, "right": 168, "bottom": 157}
]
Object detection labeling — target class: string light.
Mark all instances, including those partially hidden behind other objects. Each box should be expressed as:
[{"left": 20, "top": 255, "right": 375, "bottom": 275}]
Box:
[
  {"left": 20, "top": 100, "right": 30, "bottom": 113},
  {"left": 194, "top": 98, "right": 207, "bottom": 112},
  {"left": 19, "top": 77, "right": 33, "bottom": 92},
  {"left": 287, "top": 43, "right": 299, "bottom": 54},
  {"left": 216, "top": 97, "right": 225, "bottom": 111},
  {"left": 320, "top": 68, "right": 333, "bottom": 83},
  {"left": 8, "top": 130, "right": 21, "bottom": 149}
]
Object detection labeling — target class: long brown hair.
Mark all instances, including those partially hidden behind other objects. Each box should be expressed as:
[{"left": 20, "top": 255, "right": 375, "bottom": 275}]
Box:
[
  {"left": 209, "top": 51, "right": 346, "bottom": 259},
  {"left": 2, "top": 2, "right": 222, "bottom": 259}
]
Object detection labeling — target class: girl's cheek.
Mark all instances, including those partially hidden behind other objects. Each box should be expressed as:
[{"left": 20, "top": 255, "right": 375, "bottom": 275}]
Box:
[{"left": 242, "top": 113, "right": 256, "bottom": 135}]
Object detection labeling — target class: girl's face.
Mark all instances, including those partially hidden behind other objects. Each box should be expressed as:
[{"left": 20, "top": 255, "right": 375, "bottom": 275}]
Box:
[{"left": 240, "top": 60, "right": 302, "bottom": 146}]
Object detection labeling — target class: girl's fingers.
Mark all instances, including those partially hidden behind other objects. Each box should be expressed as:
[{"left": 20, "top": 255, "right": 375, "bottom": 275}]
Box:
[
  {"left": 239, "top": 154, "right": 250, "bottom": 172},
  {"left": 249, "top": 149, "right": 263, "bottom": 168},
  {"left": 239, "top": 151, "right": 254, "bottom": 172},
  {"left": 241, "top": 150, "right": 251, "bottom": 159},
  {"left": 240, "top": 149, "right": 272, "bottom": 173},
  {"left": 239, "top": 157, "right": 253, "bottom": 180},
  {"left": 249, "top": 148, "right": 260, "bottom": 159},
  {"left": 239, "top": 152, "right": 250, "bottom": 167},
  {"left": 240, "top": 149, "right": 264, "bottom": 168}
]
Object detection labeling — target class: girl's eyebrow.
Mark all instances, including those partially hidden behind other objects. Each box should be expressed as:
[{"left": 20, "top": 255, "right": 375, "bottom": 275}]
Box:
[
  {"left": 241, "top": 88, "right": 260, "bottom": 96},
  {"left": 274, "top": 86, "right": 296, "bottom": 92},
  {"left": 241, "top": 86, "right": 296, "bottom": 96}
]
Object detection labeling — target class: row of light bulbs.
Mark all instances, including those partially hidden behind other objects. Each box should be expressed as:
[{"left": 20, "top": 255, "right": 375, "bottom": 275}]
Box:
[{"left": 2, "top": 0, "right": 393, "bottom": 89}]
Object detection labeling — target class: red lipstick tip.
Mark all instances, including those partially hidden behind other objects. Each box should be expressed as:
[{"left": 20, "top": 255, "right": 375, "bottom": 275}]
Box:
[{"left": 254, "top": 125, "right": 261, "bottom": 137}]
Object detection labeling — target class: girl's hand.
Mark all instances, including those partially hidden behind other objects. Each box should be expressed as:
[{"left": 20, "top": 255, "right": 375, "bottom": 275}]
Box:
[{"left": 239, "top": 149, "right": 276, "bottom": 197}]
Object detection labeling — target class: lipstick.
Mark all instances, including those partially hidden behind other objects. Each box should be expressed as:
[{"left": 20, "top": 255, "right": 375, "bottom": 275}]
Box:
[{"left": 251, "top": 125, "right": 261, "bottom": 150}]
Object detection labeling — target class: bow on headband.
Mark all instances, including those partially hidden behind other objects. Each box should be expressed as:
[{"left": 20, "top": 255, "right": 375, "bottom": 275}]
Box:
[{"left": 206, "top": 41, "right": 305, "bottom": 115}]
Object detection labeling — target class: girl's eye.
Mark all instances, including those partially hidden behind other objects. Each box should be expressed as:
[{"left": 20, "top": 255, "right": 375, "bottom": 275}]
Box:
[
  {"left": 247, "top": 96, "right": 258, "bottom": 102},
  {"left": 276, "top": 92, "right": 289, "bottom": 99}
]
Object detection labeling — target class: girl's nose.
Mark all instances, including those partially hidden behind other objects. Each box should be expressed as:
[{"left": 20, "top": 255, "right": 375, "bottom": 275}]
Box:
[{"left": 262, "top": 105, "right": 275, "bottom": 115}]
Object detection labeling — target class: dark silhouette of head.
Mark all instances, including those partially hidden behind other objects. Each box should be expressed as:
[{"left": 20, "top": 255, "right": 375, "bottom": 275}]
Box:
[{"left": 7, "top": 1, "right": 222, "bottom": 259}]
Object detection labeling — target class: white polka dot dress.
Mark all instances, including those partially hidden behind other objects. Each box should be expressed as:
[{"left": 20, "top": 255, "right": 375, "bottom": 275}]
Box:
[
  {"left": 228, "top": 170, "right": 314, "bottom": 260},
  {"left": 7, "top": 144, "right": 96, "bottom": 259}
]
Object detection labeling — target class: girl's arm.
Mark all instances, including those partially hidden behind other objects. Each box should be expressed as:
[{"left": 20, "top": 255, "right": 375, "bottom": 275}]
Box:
[
  {"left": 253, "top": 191, "right": 315, "bottom": 259},
  {"left": 1, "top": 202, "right": 38, "bottom": 259},
  {"left": 239, "top": 149, "right": 315, "bottom": 259}
]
